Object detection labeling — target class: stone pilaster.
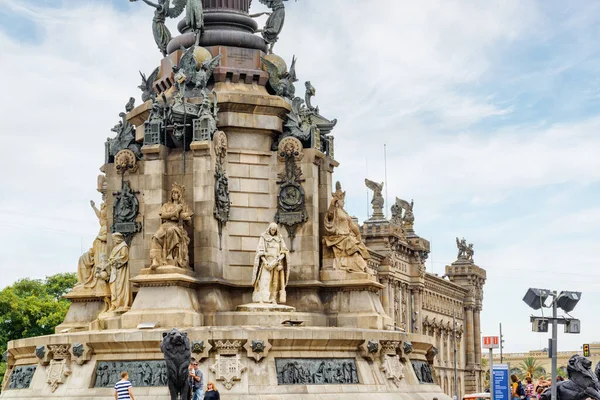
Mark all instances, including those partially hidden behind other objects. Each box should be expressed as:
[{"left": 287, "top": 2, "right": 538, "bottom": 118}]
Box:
[
  {"left": 465, "top": 306, "right": 475, "bottom": 367},
  {"left": 473, "top": 308, "right": 482, "bottom": 366}
]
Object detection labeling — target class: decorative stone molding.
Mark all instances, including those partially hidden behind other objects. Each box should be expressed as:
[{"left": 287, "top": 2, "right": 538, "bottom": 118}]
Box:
[
  {"left": 35, "top": 345, "right": 45, "bottom": 363},
  {"left": 244, "top": 339, "right": 272, "bottom": 362},
  {"left": 44, "top": 344, "right": 72, "bottom": 392},
  {"left": 209, "top": 340, "right": 246, "bottom": 390},
  {"left": 213, "top": 130, "right": 230, "bottom": 251},
  {"left": 275, "top": 136, "right": 307, "bottom": 251},
  {"left": 380, "top": 341, "right": 404, "bottom": 386},
  {"left": 359, "top": 339, "right": 380, "bottom": 362},
  {"left": 403, "top": 341, "right": 413, "bottom": 359},
  {"left": 70, "top": 343, "right": 93, "bottom": 365},
  {"left": 191, "top": 340, "right": 212, "bottom": 362}
]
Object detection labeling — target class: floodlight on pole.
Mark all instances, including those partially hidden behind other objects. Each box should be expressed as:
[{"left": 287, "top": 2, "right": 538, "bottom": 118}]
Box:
[
  {"left": 522, "top": 288, "right": 550, "bottom": 310},
  {"left": 556, "top": 291, "right": 582, "bottom": 313},
  {"left": 522, "top": 287, "right": 582, "bottom": 400}
]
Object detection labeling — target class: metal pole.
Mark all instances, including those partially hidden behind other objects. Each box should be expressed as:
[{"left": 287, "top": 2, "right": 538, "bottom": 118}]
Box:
[
  {"left": 551, "top": 292, "right": 558, "bottom": 400},
  {"left": 383, "top": 144, "right": 389, "bottom": 218},
  {"left": 454, "top": 312, "right": 458, "bottom": 400},
  {"left": 499, "top": 323, "right": 503, "bottom": 364},
  {"left": 489, "top": 348, "right": 494, "bottom": 400}
]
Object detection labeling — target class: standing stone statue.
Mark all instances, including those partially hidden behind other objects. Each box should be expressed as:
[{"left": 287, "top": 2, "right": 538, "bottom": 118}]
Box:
[
  {"left": 252, "top": 223, "right": 291, "bottom": 304},
  {"left": 365, "top": 179, "right": 384, "bottom": 220},
  {"left": 107, "top": 232, "right": 132, "bottom": 313},
  {"left": 74, "top": 199, "right": 108, "bottom": 292},
  {"left": 132, "top": 0, "right": 186, "bottom": 56},
  {"left": 150, "top": 183, "right": 193, "bottom": 269},
  {"left": 252, "top": 0, "right": 288, "bottom": 54},
  {"left": 323, "top": 182, "right": 371, "bottom": 273}
]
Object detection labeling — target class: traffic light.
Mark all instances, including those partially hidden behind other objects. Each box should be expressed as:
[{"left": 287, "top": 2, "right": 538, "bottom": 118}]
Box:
[{"left": 583, "top": 344, "right": 590, "bottom": 357}]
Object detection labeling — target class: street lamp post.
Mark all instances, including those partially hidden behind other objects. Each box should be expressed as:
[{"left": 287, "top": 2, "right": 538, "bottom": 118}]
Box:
[
  {"left": 522, "top": 288, "right": 582, "bottom": 400},
  {"left": 551, "top": 291, "right": 558, "bottom": 400}
]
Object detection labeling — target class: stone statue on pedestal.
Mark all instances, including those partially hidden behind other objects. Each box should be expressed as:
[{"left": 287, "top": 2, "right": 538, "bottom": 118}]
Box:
[
  {"left": 74, "top": 199, "right": 108, "bottom": 295},
  {"left": 106, "top": 232, "right": 132, "bottom": 313},
  {"left": 365, "top": 179, "right": 384, "bottom": 220},
  {"left": 252, "top": 223, "right": 290, "bottom": 304},
  {"left": 323, "top": 182, "right": 371, "bottom": 273},
  {"left": 456, "top": 237, "right": 474, "bottom": 261},
  {"left": 150, "top": 183, "right": 193, "bottom": 270}
]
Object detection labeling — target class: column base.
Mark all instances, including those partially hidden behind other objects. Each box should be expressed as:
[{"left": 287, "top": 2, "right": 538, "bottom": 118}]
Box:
[
  {"left": 55, "top": 293, "right": 107, "bottom": 333},
  {"left": 320, "top": 270, "right": 391, "bottom": 330},
  {"left": 120, "top": 271, "right": 203, "bottom": 329}
]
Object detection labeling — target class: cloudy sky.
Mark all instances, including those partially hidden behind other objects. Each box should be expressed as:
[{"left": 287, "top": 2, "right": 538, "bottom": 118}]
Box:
[{"left": 1, "top": 0, "right": 599, "bottom": 353}]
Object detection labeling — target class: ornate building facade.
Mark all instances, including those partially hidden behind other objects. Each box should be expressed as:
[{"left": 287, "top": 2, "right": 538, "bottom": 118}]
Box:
[{"left": 362, "top": 199, "right": 487, "bottom": 397}]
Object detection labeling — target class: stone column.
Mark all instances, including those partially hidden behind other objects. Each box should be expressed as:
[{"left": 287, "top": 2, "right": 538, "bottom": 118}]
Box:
[
  {"left": 473, "top": 307, "right": 482, "bottom": 366},
  {"left": 412, "top": 287, "right": 423, "bottom": 333},
  {"left": 389, "top": 280, "right": 396, "bottom": 322},
  {"left": 465, "top": 306, "right": 475, "bottom": 366},
  {"left": 381, "top": 277, "right": 390, "bottom": 318}
]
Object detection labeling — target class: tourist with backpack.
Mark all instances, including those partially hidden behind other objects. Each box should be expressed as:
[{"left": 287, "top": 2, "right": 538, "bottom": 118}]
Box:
[{"left": 511, "top": 374, "right": 526, "bottom": 400}]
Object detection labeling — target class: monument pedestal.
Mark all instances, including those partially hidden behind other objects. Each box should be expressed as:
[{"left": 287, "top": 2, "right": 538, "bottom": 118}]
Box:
[
  {"left": 215, "top": 302, "right": 327, "bottom": 326},
  {"left": 320, "top": 270, "right": 392, "bottom": 330},
  {"left": 55, "top": 291, "right": 107, "bottom": 333},
  {"left": 121, "top": 267, "right": 203, "bottom": 329}
]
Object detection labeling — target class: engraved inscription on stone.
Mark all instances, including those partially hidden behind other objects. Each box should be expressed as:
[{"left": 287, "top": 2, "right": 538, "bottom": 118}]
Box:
[
  {"left": 275, "top": 358, "right": 359, "bottom": 385},
  {"left": 226, "top": 48, "right": 255, "bottom": 69},
  {"left": 411, "top": 360, "right": 434, "bottom": 384},
  {"left": 94, "top": 361, "right": 167, "bottom": 387},
  {"left": 7, "top": 365, "right": 36, "bottom": 390}
]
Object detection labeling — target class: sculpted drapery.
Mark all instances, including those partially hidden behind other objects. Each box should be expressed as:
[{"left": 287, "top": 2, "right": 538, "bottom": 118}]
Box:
[
  {"left": 323, "top": 182, "right": 370, "bottom": 273},
  {"left": 75, "top": 200, "right": 109, "bottom": 300},
  {"left": 252, "top": 223, "right": 290, "bottom": 304},
  {"left": 150, "top": 183, "right": 193, "bottom": 269},
  {"left": 107, "top": 233, "right": 131, "bottom": 313}
]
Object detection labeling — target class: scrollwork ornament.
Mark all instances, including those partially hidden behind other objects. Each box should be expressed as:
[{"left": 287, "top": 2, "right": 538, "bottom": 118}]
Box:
[
  {"left": 274, "top": 137, "right": 307, "bottom": 251},
  {"left": 213, "top": 131, "right": 230, "bottom": 250},
  {"left": 115, "top": 149, "right": 138, "bottom": 174}
]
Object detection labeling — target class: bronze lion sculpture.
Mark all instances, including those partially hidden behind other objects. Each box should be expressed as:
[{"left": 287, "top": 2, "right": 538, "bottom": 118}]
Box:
[
  {"left": 160, "top": 329, "right": 191, "bottom": 400},
  {"left": 541, "top": 354, "right": 600, "bottom": 400}
]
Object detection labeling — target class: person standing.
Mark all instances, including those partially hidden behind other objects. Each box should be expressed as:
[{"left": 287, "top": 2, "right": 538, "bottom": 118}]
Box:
[
  {"left": 204, "top": 382, "right": 220, "bottom": 400},
  {"left": 189, "top": 360, "right": 204, "bottom": 400},
  {"left": 114, "top": 371, "right": 135, "bottom": 400}
]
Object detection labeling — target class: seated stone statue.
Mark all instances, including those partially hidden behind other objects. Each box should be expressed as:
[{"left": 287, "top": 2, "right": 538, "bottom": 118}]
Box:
[
  {"left": 323, "top": 182, "right": 370, "bottom": 273},
  {"left": 150, "top": 183, "right": 194, "bottom": 269},
  {"left": 252, "top": 223, "right": 290, "bottom": 304},
  {"left": 74, "top": 200, "right": 108, "bottom": 293}
]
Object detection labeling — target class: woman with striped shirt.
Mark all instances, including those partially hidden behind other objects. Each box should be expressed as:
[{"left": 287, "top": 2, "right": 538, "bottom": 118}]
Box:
[{"left": 114, "top": 371, "right": 135, "bottom": 400}]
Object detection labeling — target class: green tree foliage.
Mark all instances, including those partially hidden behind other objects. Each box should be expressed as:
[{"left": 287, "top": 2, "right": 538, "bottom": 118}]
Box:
[
  {"left": 516, "top": 357, "right": 547, "bottom": 379},
  {"left": 0, "top": 273, "right": 76, "bottom": 355}
]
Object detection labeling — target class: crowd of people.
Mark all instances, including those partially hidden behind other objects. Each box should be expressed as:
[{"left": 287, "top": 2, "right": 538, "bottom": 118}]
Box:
[
  {"left": 113, "top": 358, "right": 220, "bottom": 400},
  {"left": 509, "top": 374, "right": 565, "bottom": 400}
]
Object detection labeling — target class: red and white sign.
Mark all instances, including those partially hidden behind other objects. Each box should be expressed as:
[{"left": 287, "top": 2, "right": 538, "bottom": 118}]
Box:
[{"left": 483, "top": 336, "right": 499, "bottom": 349}]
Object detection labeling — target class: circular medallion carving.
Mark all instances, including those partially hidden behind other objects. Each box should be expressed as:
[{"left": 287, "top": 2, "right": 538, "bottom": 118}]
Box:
[
  {"left": 277, "top": 136, "right": 303, "bottom": 162},
  {"left": 213, "top": 130, "right": 228, "bottom": 159},
  {"left": 114, "top": 149, "right": 137, "bottom": 173}
]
